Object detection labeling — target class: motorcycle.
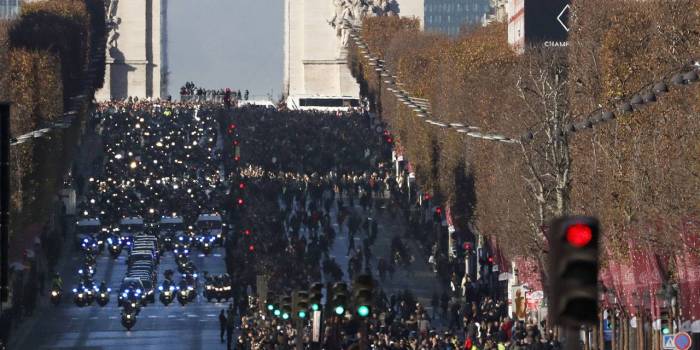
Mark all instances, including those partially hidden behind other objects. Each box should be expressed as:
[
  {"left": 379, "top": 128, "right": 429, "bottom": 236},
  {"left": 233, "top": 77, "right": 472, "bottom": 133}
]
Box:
[
  {"left": 72, "top": 284, "right": 96, "bottom": 307},
  {"left": 203, "top": 275, "right": 215, "bottom": 302},
  {"left": 176, "top": 285, "right": 192, "bottom": 306},
  {"left": 97, "top": 287, "right": 111, "bottom": 306},
  {"left": 50, "top": 287, "right": 62, "bottom": 306},
  {"left": 107, "top": 235, "right": 123, "bottom": 258},
  {"left": 121, "top": 310, "right": 137, "bottom": 331},
  {"left": 77, "top": 265, "right": 95, "bottom": 279},
  {"left": 197, "top": 234, "right": 216, "bottom": 255},
  {"left": 158, "top": 283, "right": 175, "bottom": 306},
  {"left": 80, "top": 236, "right": 99, "bottom": 255},
  {"left": 84, "top": 252, "right": 97, "bottom": 267}
]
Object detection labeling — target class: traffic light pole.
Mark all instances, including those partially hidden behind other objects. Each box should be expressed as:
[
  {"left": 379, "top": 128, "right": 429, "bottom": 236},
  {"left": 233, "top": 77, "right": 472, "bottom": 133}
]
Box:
[
  {"left": 359, "top": 318, "right": 368, "bottom": 350},
  {"left": 563, "top": 327, "right": 581, "bottom": 350},
  {"left": 295, "top": 318, "right": 303, "bottom": 350},
  {"left": 1, "top": 104, "right": 10, "bottom": 312}
]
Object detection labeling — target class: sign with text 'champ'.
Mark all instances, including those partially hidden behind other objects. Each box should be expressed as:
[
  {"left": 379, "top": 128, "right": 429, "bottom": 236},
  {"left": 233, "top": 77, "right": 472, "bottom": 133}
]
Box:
[{"left": 508, "top": 0, "right": 570, "bottom": 52}]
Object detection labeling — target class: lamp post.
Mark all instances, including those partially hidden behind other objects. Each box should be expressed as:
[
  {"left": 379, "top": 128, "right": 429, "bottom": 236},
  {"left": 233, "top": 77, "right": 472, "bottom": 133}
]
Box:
[{"left": 0, "top": 104, "right": 10, "bottom": 315}]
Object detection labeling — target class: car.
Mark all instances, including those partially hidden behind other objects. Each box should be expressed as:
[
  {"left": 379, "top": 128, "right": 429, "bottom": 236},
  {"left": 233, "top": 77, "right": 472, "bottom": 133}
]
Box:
[
  {"left": 158, "top": 216, "right": 185, "bottom": 238},
  {"left": 75, "top": 218, "right": 102, "bottom": 249},
  {"left": 196, "top": 213, "right": 224, "bottom": 244}
]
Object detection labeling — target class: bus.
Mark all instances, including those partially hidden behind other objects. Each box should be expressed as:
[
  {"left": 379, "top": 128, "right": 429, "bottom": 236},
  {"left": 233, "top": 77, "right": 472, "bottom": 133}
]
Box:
[{"left": 286, "top": 95, "right": 361, "bottom": 112}]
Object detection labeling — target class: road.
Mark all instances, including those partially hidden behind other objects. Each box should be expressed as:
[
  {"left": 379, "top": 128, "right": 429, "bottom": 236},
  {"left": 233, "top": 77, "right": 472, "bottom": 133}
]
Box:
[{"left": 10, "top": 243, "right": 230, "bottom": 349}]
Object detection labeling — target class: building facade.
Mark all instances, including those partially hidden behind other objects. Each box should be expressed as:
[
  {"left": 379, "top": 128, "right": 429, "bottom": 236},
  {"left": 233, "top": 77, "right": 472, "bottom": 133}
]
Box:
[
  {"left": 424, "top": 0, "right": 491, "bottom": 36},
  {"left": 0, "top": 0, "right": 20, "bottom": 19}
]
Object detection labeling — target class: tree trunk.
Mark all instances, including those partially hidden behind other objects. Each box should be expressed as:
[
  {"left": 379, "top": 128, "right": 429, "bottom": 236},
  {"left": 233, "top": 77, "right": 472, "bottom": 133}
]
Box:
[{"left": 612, "top": 313, "right": 616, "bottom": 350}]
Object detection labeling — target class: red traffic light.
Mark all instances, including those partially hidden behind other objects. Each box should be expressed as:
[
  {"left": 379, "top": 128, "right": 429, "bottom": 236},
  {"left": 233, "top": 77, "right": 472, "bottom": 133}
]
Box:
[
  {"left": 435, "top": 207, "right": 442, "bottom": 215},
  {"left": 239, "top": 182, "right": 246, "bottom": 189},
  {"left": 462, "top": 242, "right": 472, "bottom": 250},
  {"left": 248, "top": 245, "right": 255, "bottom": 252},
  {"left": 244, "top": 229, "right": 251, "bottom": 235},
  {"left": 386, "top": 137, "right": 393, "bottom": 144},
  {"left": 234, "top": 156, "right": 240, "bottom": 162},
  {"left": 487, "top": 256, "right": 494, "bottom": 264},
  {"left": 566, "top": 223, "right": 593, "bottom": 248},
  {"left": 233, "top": 140, "right": 240, "bottom": 146},
  {"left": 237, "top": 198, "right": 244, "bottom": 206}
]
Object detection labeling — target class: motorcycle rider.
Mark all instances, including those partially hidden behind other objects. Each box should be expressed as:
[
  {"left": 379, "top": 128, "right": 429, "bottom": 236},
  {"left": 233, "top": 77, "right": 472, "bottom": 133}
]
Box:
[
  {"left": 51, "top": 273, "right": 63, "bottom": 291},
  {"left": 98, "top": 280, "right": 108, "bottom": 293}
]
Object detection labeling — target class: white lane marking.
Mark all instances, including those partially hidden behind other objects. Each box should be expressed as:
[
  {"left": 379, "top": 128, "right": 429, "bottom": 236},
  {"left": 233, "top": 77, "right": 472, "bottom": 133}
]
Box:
[
  {"left": 206, "top": 314, "right": 216, "bottom": 317},
  {"left": 148, "top": 315, "right": 158, "bottom": 318},
  {"left": 109, "top": 316, "right": 117, "bottom": 319},
  {"left": 187, "top": 314, "right": 198, "bottom": 318}
]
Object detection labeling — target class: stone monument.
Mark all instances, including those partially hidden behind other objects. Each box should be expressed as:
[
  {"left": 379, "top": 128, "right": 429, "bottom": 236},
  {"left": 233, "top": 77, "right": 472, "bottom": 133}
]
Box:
[
  {"left": 284, "top": 0, "right": 422, "bottom": 104},
  {"left": 96, "top": 0, "right": 166, "bottom": 101}
]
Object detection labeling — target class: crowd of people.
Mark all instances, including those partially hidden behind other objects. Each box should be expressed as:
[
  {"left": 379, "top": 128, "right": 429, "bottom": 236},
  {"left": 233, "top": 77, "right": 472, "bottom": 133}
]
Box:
[
  {"left": 213, "top": 105, "right": 561, "bottom": 350},
  {"left": 179, "top": 82, "right": 248, "bottom": 102}
]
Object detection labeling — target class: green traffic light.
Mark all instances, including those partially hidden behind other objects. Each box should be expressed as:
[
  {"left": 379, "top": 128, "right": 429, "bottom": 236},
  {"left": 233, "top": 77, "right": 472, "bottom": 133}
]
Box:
[
  {"left": 662, "top": 328, "right": 670, "bottom": 335},
  {"left": 274, "top": 309, "right": 281, "bottom": 317},
  {"left": 282, "top": 312, "right": 290, "bottom": 320},
  {"left": 298, "top": 311, "right": 307, "bottom": 319},
  {"left": 334, "top": 306, "right": 345, "bottom": 315},
  {"left": 357, "top": 305, "right": 370, "bottom": 317},
  {"left": 267, "top": 304, "right": 274, "bottom": 311},
  {"left": 311, "top": 303, "right": 319, "bottom": 311}
]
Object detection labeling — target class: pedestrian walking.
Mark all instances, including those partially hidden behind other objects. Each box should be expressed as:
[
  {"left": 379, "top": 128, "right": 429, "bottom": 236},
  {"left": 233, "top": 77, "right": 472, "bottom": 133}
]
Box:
[{"left": 219, "top": 309, "right": 227, "bottom": 343}]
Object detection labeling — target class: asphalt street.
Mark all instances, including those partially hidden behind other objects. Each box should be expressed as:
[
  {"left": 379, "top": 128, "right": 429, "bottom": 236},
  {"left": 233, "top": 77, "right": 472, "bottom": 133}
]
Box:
[{"left": 10, "top": 244, "right": 230, "bottom": 350}]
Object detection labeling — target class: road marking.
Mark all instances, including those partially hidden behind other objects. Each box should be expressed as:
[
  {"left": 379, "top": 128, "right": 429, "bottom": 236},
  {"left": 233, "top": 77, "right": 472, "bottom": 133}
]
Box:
[
  {"left": 109, "top": 316, "right": 117, "bottom": 319},
  {"left": 207, "top": 314, "right": 216, "bottom": 317},
  {"left": 187, "top": 314, "right": 198, "bottom": 318},
  {"left": 148, "top": 315, "right": 158, "bottom": 318},
  {"left": 167, "top": 315, "right": 176, "bottom": 318}
]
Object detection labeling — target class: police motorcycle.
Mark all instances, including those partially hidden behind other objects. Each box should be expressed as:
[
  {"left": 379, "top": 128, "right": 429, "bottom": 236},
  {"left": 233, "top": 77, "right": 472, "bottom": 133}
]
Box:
[
  {"left": 72, "top": 279, "right": 97, "bottom": 307},
  {"left": 203, "top": 272, "right": 215, "bottom": 302},
  {"left": 173, "top": 243, "right": 190, "bottom": 272},
  {"left": 176, "top": 278, "right": 194, "bottom": 306},
  {"left": 158, "top": 273, "right": 176, "bottom": 306},
  {"left": 196, "top": 232, "right": 216, "bottom": 255},
  {"left": 96, "top": 281, "right": 111, "bottom": 307},
  {"left": 121, "top": 308, "right": 137, "bottom": 331},
  {"left": 118, "top": 278, "right": 145, "bottom": 313},
  {"left": 50, "top": 275, "right": 63, "bottom": 306},
  {"left": 106, "top": 229, "right": 123, "bottom": 258},
  {"left": 77, "top": 263, "right": 96, "bottom": 280}
]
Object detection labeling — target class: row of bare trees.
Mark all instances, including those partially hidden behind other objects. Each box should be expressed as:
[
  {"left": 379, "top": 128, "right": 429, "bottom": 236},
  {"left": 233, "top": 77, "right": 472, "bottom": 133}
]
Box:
[{"left": 347, "top": 0, "right": 700, "bottom": 313}]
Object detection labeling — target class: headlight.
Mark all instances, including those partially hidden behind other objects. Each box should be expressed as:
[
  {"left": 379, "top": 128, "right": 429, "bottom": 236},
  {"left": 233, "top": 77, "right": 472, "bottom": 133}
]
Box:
[
  {"left": 51, "top": 291, "right": 58, "bottom": 296},
  {"left": 126, "top": 314, "right": 132, "bottom": 319}
]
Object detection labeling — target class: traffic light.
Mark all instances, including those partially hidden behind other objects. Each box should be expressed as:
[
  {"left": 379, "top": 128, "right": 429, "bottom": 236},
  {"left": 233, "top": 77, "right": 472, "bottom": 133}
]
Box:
[
  {"left": 434, "top": 207, "right": 442, "bottom": 222},
  {"left": 281, "top": 295, "right": 292, "bottom": 320},
  {"left": 352, "top": 274, "right": 375, "bottom": 318},
  {"left": 236, "top": 198, "right": 244, "bottom": 206},
  {"left": 331, "top": 282, "right": 348, "bottom": 316},
  {"left": 294, "top": 291, "right": 309, "bottom": 319},
  {"left": 549, "top": 216, "right": 600, "bottom": 326},
  {"left": 660, "top": 307, "right": 671, "bottom": 335},
  {"left": 309, "top": 282, "right": 323, "bottom": 312}
]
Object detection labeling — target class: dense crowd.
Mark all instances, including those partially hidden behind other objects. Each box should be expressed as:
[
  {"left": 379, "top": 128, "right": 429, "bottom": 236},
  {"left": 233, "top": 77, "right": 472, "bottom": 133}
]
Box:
[
  {"left": 179, "top": 82, "right": 248, "bottom": 101},
  {"left": 215, "top": 106, "right": 562, "bottom": 350}
]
